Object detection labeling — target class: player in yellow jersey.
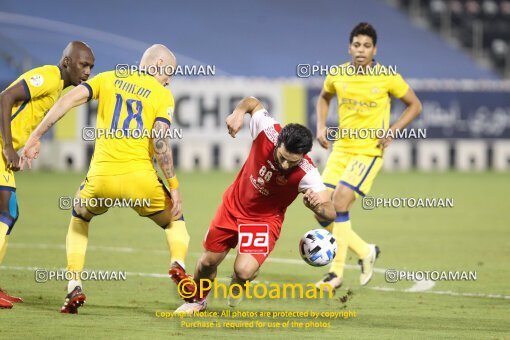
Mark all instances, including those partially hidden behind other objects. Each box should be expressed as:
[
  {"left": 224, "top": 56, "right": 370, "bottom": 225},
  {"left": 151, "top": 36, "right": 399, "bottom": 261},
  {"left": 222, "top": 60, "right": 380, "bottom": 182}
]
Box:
[
  {"left": 0, "top": 41, "right": 94, "bottom": 309},
  {"left": 21, "top": 44, "right": 191, "bottom": 314},
  {"left": 314, "top": 23, "right": 422, "bottom": 292}
]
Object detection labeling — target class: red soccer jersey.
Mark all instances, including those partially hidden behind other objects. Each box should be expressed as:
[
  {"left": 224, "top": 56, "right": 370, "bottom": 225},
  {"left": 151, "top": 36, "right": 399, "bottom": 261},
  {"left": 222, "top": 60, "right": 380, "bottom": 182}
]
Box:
[{"left": 222, "top": 109, "right": 325, "bottom": 228}]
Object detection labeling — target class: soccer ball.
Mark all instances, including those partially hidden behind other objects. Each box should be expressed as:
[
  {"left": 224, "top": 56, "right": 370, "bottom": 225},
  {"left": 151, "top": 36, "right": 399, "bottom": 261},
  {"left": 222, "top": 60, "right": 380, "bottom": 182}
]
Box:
[{"left": 299, "top": 229, "right": 337, "bottom": 267}]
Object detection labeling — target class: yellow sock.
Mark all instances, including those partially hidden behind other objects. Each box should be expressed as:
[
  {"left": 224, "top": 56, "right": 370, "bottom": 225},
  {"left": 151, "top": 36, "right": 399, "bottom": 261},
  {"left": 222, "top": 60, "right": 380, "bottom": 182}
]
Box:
[
  {"left": 329, "top": 213, "right": 350, "bottom": 277},
  {"left": 329, "top": 212, "right": 370, "bottom": 276},
  {"left": 66, "top": 217, "right": 89, "bottom": 275},
  {"left": 347, "top": 229, "right": 370, "bottom": 259},
  {"left": 0, "top": 222, "right": 8, "bottom": 264},
  {"left": 165, "top": 219, "right": 190, "bottom": 266}
]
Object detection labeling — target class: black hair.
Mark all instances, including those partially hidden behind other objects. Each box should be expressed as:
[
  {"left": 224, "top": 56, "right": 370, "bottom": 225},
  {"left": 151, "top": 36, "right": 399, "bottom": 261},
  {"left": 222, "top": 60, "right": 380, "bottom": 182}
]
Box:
[
  {"left": 277, "top": 124, "right": 313, "bottom": 154},
  {"left": 349, "top": 22, "right": 377, "bottom": 46}
]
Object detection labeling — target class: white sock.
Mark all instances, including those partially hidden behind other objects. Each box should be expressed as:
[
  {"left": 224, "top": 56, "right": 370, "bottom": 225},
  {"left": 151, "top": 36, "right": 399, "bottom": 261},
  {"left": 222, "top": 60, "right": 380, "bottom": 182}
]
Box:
[{"left": 68, "top": 279, "right": 82, "bottom": 293}]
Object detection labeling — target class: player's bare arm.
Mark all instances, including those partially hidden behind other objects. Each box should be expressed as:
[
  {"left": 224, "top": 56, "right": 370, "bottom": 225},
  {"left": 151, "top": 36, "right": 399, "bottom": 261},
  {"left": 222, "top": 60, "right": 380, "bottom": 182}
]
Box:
[
  {"left": 152, "top": 119, "right": 182, "bottom": 218},
  {"left": 378, "top": 87, "right": 422, "bottom": 149},
  {"left": 316, "top": 89, "right": 335, "bottom": 149},
  {"left": 0, "top": 82, "right": 29, "bottom": 171},
  {"left": 20, "top": 85, "right": 89, "bottom": 169},
  {"left": 303, "top": 188, "right": 336, "bottom": 221},
  {"left": 226, "top": 96, "right": 264, "bottom": 137}
]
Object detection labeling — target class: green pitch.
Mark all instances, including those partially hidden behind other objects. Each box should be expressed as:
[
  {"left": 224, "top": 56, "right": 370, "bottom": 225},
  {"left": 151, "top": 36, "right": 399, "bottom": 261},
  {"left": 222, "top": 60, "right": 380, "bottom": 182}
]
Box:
[{"left": 1, "top": 171, "right": 509, "bottom": 339}]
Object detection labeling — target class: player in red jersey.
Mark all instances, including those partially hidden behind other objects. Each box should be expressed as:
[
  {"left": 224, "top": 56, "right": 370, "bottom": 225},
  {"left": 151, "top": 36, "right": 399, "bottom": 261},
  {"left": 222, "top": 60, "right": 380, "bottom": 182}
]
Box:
[{"left": 173, "top": 96, "right": 336, "bottom": 313}]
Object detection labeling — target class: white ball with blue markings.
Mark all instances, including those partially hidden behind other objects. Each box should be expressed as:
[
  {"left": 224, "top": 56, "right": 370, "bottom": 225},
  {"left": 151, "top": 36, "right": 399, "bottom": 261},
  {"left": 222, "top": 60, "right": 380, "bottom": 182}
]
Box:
[{"left": 299, "top": 229, "right": 337, "bottom": 267}]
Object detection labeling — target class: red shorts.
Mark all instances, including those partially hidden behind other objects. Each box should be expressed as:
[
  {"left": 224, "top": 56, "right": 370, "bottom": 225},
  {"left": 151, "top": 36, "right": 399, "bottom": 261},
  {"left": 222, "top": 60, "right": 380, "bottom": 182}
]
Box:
[{"left": 203, "top": 202, "right": 281, "bottom": 265}]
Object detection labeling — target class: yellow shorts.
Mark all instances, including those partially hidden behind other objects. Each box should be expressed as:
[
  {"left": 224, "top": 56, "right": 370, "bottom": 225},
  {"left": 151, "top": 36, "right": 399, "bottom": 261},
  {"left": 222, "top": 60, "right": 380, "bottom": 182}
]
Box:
[
  {"left": 0, "top": 151, "right": 16, "bottom": 189},
  {"left": 321, "top": 150, "right": 383, "bottom": 196},
  {"left": 78, "top": 170, "right": 172, "bottom": 217}
]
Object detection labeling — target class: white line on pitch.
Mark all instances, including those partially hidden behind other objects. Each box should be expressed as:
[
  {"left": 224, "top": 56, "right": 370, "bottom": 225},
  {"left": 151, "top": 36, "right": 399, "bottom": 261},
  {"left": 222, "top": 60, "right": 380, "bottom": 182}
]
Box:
[
  {"left": 1, "top": 265, "right": 509, "bottom": 300},
  {"left": 13, "top": 242, "right": 507, "bottom": 298}
]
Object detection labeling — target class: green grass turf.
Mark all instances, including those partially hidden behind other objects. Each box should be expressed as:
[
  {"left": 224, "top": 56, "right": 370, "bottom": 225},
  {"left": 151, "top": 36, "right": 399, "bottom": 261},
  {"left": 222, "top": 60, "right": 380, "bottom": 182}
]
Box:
[{"left": 1, "top": 171, "right": 509, "bottom": 339}]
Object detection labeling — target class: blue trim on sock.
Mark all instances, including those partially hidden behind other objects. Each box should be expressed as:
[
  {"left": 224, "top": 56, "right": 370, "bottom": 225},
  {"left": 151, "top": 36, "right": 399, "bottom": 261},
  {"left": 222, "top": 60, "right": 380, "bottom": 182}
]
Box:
[
  {"left": 335, "top": 211, "right": 350, "bottom": 222},
  {"left": 72, "top": 208, "right": 91, "bottom": 222},
  {"left": 324, "top": 183, "right": 336, "bottom": 190},
  {"left": 318, "top": 220, "right": 331, "bottom": 228}
]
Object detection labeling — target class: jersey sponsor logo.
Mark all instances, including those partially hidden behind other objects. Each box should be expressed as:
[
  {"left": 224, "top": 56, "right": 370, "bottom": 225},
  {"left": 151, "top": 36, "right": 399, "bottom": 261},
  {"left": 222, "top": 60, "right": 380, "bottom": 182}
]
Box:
[
  {"left": 266, "top": 160, "right": 277, "bottom": 171},
  {"left": 341, "top": 98, "right": 378, "bottom": 108},
  {"left": 29, "top": 74, "right": 44, "bottom": 87},
  {"left": 238, "top": 224, "right": 269, "bottom": 254},
  {"left": 250, "top": 174, "right": 269, "bottom": 196}
]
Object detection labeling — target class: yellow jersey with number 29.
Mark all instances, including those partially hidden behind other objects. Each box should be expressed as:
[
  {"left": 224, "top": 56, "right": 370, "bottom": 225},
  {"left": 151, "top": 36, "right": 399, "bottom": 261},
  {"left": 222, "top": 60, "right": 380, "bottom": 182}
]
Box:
[{"left": 323, "top": 62, "right": 409, "bottom": 157}]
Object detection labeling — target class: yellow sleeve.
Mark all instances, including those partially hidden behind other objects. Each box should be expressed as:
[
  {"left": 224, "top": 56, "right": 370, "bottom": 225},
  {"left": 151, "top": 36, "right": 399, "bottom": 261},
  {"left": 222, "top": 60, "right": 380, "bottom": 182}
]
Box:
[
  {"left": 388, "top": 74, "right": 409, "bottom": 99},
  {"left": 323, "top": 74, "right": 336, "bottom": 94},
  {"left": 20, "top": 66, "right": 61, "bottom": 100},
  {"left": 82, "top": 72, "right": 108, "bottom": 101},
  {"left": 154, "top": 89, "right": 174, "bottom": 126}
]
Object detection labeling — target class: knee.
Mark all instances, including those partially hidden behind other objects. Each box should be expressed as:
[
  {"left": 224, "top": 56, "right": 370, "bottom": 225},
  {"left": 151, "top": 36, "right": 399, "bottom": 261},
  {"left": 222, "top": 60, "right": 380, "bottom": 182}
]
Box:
[
  {"left": 199, "top": 255, "right": 221, "bottom": 270},
  {"left": 234, "top": 266, "right": 257, "bottom": 282},
  {"left": 72, "top": 207, "right": 92, "bottom": 222}
]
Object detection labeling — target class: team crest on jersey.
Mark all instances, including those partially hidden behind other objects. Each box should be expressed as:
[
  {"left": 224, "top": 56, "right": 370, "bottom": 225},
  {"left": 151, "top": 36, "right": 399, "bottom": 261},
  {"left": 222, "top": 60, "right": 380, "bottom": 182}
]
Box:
[
  {"left": 371, "top": 86, "right": 381, "bottom": 94},
  {"left": 276, "top": 174, "right": 287, "bottom": 185},
  {"left": 29, "top": 74, "right": 44, "bottom": 87}
]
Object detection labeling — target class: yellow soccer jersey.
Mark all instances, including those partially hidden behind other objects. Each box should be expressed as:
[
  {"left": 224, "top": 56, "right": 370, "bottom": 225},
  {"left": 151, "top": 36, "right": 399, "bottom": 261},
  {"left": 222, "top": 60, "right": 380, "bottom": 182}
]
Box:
[
  {"left": 323, "top": 62, "right": 409, "bottom": 157},
  {"left": 3, "top": 65, "right": 64, "bottom": 150},
  {"left": 82, "top": 71, "right": 174, "bottom": 176}
]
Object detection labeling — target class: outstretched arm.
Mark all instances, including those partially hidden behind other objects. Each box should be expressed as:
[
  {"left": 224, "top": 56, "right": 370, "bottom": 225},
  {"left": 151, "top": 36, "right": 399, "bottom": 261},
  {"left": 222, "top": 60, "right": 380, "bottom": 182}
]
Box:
[
  {"left": 33, "top": 85, "right": 89, "bottom": 140},
  {"left": 152, "top": 119, "right": 181, "bottom": 218},
  {"left": 21, "top": 85, "right": 89, "bottom": 169},
  {"left": 225, "top": 96, "right": 264, "bottom": 138}
]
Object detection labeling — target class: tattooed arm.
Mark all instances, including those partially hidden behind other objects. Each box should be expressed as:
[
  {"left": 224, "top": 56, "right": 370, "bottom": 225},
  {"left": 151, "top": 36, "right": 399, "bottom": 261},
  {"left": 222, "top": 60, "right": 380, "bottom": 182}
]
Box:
[
  {"left": 152, "top": 119, "right": 181, "bottom": 218},
  {"left": 21, "top": 85, "right": 89, "bottom": 169}
]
